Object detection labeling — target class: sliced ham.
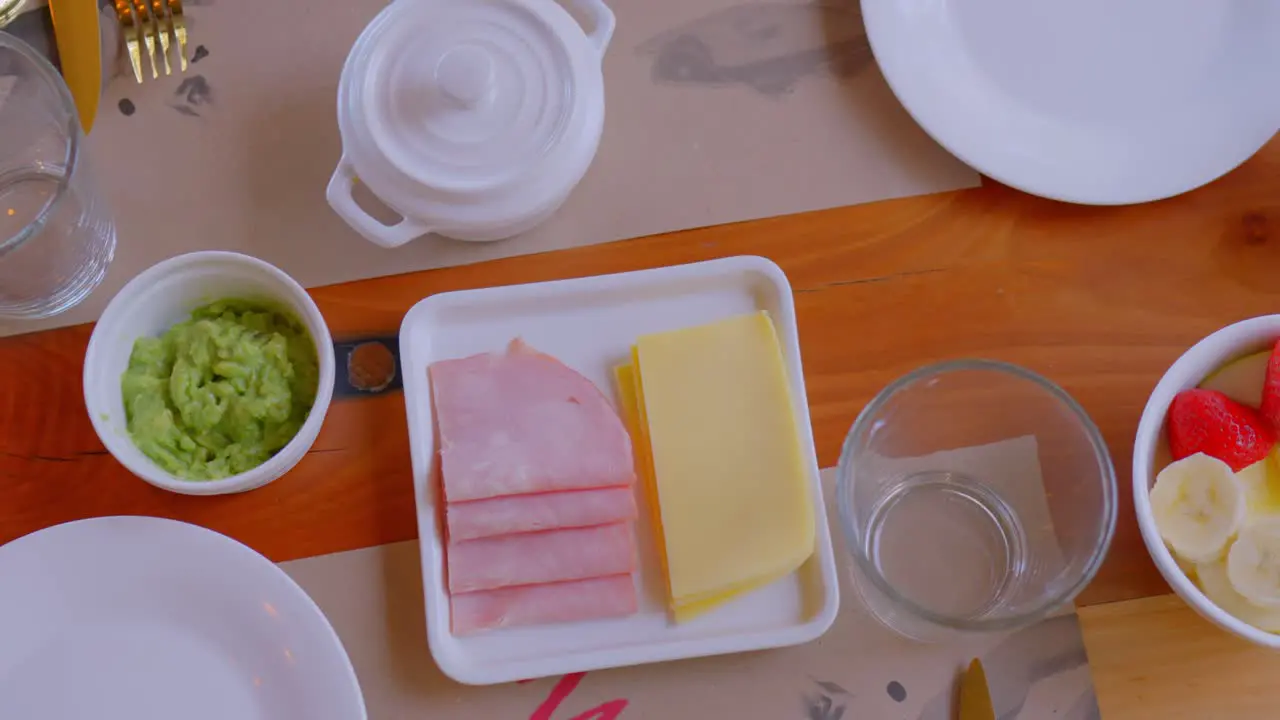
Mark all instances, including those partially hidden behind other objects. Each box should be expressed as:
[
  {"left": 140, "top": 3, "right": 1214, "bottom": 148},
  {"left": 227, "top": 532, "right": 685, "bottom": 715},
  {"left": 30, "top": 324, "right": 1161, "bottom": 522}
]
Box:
[
  {"left": 451, "top": 575, "right": 638, "bottom": 635},
  {"left": 447, "top": 523, "right": 637, "bottom": 594},
  {"left": 446, "top": 487, "right": 638, "bottom": 542},
  {"left": 429, "top": 340, "right": 635, "bottom": 502}
]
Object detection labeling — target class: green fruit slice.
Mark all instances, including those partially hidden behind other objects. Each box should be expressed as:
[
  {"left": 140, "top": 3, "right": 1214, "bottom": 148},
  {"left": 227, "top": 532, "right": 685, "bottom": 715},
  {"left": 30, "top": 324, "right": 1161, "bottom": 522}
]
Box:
[{"left": 1200, "top": 350, "right": 1270, "bottom": 407}]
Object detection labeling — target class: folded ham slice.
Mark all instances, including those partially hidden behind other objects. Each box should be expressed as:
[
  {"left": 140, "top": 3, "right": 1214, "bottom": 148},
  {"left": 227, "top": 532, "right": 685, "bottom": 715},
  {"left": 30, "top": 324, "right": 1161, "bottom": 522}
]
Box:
[
  {"left": 446, "top": 487, "right": 638, "bottom": 542},
  {"left": 429, "top": 340, "right": 635, "bottom": 502},
  {"left": 451, "top": 575, "right": 638, "bottom": 635},
  {"left": 447, "top": 523, "right": 637, "bottom": 594}
]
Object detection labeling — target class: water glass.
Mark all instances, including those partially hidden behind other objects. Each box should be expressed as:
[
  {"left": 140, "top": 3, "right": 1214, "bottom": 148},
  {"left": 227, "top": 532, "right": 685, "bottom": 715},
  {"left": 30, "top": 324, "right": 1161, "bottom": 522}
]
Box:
[
  {"left": 837, "top": 360, "right": 1117, "bottom": 641},
  {"left": 0, "top": 31, "right": 114, "bottom": 319}
]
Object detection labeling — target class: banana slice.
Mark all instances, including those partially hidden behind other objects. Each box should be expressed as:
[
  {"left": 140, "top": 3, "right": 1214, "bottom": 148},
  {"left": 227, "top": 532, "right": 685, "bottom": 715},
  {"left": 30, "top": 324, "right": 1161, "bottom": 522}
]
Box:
[
  {"left": 1228, "top": 519, "right": 1280, "bottom": 607},
  {"left": 1151, "top": 453, "right": 1246, "bottom": 563},
  {"left": 1196, "top": 558, "right": 1280, "bottom": 632}
]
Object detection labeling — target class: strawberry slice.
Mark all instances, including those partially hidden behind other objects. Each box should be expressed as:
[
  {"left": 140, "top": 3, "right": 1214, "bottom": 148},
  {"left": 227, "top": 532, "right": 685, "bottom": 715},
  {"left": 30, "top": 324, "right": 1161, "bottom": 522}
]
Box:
[
  {"left": 1261, "top": 339, "right": 1280, "bottom": 430},
  {"left": 1168, "top": 389, "right": 1275, "bottom": 471}
]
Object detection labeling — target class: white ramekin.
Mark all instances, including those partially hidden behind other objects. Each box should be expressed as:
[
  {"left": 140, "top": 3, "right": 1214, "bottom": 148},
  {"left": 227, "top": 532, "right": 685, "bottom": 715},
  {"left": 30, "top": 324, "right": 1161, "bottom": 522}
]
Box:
[{"left": 83, "top": 251, "right": 334, "bottom": 496}]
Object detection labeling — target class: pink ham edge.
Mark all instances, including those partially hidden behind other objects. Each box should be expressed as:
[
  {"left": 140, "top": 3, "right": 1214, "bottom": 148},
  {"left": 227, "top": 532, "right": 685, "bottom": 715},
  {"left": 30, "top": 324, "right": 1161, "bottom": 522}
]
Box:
[
  {"left": 429, "top": 340, "right": 636, "bottom": 502},
  {"left": 451, "top": 575, "right": 638, "bottom": 635},
  {"left": 447, "top": 522, "right": 637, "bottom": 594},
  {"left": 446, "top": 486, "right": 639, "bottom": 542}
]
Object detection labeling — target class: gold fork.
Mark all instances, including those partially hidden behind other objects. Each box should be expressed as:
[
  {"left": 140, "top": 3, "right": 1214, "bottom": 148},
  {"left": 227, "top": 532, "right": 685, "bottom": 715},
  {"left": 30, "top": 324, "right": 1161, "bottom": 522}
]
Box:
[{"left": 113, "top": 0, "right": 188, "bottom": 83}]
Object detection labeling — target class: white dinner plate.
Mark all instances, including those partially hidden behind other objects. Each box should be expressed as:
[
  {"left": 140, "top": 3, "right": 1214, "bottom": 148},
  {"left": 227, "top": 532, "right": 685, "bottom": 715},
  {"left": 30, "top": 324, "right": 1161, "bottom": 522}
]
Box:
[
  {"left": 0, "top": 517, "right": 366, "bottom": 720},
  {"left": 862, "top": 0, "right": 1280, "bottom": 204}
]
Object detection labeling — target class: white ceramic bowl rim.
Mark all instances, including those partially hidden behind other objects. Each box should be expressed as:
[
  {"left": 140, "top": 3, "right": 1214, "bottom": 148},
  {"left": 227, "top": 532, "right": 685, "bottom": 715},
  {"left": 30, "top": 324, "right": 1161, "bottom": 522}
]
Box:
[
  {"left": 83, "top": 251, "right": 335, "bottom": 496},
  {"left": 1133, "top": 315, "right": 1280, "bottom": 647}
]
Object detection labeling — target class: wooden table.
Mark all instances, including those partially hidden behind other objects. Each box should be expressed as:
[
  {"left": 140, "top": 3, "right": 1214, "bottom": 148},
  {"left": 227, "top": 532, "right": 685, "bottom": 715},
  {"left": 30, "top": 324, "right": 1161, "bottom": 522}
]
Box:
[{"left": 2, "top": 137, "right": 1277, "bottom": 717}]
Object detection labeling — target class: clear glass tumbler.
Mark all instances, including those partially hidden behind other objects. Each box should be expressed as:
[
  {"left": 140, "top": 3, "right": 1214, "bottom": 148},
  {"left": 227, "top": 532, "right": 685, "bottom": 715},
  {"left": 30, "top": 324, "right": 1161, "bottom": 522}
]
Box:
[
  {"left": 0, "top": 31, "right": 115, "bottom": 319},
  {"left": 837, "top": 360, "right": 1117, "bottom": 641}
]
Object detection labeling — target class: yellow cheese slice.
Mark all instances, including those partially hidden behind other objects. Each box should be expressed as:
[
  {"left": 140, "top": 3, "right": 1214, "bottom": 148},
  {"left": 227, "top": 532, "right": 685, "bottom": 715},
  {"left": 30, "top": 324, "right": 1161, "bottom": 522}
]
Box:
[
  {"left": 616, "top": 358, "right": 788, "bottom": 622},
  {"left": 671, "top": 565, "right": 796, "bottom": 622},
  {"left": 633, "top": 311, "right": 815, "bottom": 611},
  {"left": 613, "top": 361, "right": 670, "bottom": 596}
]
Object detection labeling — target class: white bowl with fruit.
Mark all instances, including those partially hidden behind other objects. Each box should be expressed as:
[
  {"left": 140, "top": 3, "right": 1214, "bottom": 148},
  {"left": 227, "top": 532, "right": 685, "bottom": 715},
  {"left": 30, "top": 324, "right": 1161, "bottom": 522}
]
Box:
[{"left": 1135, "top": 316, "right": 1280, "bottom": 647}]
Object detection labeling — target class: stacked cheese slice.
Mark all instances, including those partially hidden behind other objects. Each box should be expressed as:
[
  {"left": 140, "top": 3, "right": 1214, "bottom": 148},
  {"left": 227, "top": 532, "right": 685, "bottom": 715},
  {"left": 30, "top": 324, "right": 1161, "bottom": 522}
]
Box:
[
  {"left": 616, "top": 312, "right": 815, "bottom": 622},
  {"left": 431, "top": 340, "right": 641, "bottom": 635}
]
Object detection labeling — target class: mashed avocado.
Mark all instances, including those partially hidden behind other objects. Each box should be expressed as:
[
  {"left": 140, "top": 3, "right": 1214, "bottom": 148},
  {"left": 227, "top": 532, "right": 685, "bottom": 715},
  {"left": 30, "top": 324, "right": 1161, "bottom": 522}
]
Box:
[{"left": 121, "top": 300, "right": 320, "bottom": 480}]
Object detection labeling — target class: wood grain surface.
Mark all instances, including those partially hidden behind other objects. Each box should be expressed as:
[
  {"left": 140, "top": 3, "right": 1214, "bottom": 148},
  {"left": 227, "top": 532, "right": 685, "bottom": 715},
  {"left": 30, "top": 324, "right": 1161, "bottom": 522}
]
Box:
[
  {"left": 0, "top": 137, "right": 1276, "bottom": 715},
  {"left": 1080, "top": 594, "right": 1280, "bottom": 718}
]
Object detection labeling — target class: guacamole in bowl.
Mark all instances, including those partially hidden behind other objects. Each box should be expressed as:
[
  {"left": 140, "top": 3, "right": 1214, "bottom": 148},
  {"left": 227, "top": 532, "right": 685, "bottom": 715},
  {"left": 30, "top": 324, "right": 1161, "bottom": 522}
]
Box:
[{"left": 121, "top": 300, "right": 320, "bottom": 480}]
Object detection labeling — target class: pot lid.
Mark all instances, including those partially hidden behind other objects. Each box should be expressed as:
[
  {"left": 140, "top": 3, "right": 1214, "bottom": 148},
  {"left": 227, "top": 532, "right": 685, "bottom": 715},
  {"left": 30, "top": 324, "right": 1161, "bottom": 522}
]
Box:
[{"left": 337, "top": 0, "right": 611, "bottom": 229}]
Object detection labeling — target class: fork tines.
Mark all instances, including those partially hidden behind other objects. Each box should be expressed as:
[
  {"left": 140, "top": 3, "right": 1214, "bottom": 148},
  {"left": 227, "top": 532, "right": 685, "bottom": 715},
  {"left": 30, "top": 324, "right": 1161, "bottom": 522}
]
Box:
[{"left": 113, "top": 0, "right": 188, "bottom": 83}]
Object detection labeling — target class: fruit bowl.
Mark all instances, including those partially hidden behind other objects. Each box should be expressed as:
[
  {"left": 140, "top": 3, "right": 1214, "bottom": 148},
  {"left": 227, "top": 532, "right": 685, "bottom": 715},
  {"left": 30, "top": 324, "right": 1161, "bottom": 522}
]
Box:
[{"left": 1134, "top": 315, "right": 1280, "bottom": 648}]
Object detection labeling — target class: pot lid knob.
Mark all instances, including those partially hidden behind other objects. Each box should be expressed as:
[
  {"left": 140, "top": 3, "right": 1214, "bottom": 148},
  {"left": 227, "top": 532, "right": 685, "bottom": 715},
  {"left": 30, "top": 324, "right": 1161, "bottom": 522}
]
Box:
[{"left": 436, "top": 46, "right": 494, "bottom": 109}]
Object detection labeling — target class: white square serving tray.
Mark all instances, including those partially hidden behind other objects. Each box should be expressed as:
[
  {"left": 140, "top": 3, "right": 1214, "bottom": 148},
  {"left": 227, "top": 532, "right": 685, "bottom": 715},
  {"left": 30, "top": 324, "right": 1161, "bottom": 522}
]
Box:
[{"left": 399, "top": 256, "right": 840, "bottom": 685}]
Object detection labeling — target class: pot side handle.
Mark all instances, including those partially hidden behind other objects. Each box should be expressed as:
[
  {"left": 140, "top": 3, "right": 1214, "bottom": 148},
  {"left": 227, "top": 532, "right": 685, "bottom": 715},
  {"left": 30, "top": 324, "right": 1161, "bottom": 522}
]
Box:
[
  {"left": 565, "top": 0, "right": 615, "bottom": 57},
  {"left": 326, "top": 157, "right": 431, "bottom": 249}
]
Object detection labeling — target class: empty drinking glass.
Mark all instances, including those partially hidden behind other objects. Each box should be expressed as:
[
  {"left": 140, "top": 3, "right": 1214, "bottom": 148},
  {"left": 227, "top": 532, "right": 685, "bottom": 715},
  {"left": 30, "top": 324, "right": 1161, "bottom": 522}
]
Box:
[
  {"left": 0, "top": 31, "right": 115, "bottom": 319},
  {"left": 837, "top": 360, "right": 1117, "bottom": 641}
]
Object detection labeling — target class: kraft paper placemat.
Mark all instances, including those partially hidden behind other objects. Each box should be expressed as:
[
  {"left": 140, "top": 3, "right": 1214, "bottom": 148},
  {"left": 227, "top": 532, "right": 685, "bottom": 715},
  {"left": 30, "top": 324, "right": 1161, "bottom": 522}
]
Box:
[
  {"left": 0, "top": 0, "right": 978, "bottom": 337},
  {"left": 279, "top": 469, "right": 1100, "bottom": 719}
]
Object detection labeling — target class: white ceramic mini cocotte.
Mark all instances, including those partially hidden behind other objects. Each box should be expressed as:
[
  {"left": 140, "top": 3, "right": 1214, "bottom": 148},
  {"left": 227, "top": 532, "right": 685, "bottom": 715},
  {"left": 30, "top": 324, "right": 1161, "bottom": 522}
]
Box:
[
  {"left": 83, "top": 251, "right": 335, "bottom": 496},
  {"left": 328, "top": 0, "right": 615, "bottom": 248},
  {"left": 1133, "top": 315, "right": 1280, "bottom": 648}
]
